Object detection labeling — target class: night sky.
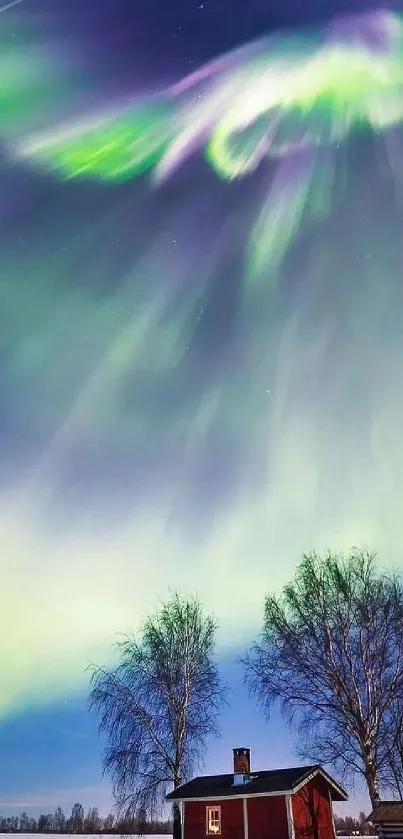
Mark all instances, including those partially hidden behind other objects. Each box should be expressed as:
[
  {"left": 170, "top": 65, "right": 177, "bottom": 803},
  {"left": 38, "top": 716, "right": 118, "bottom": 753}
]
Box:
[{"left": 1, "top": 0, "right": 403, "bottom": 819}]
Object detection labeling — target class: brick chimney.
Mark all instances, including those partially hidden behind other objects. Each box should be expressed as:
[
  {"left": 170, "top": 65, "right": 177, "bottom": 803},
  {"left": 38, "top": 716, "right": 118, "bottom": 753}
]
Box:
[{"left": 233, "top": 747, "right": 251, "bottom": 785}]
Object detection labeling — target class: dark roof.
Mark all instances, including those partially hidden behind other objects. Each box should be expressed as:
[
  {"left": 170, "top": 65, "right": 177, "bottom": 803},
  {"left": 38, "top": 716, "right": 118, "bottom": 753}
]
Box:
[
  {"left": 166, "top": 764, "right": 348, "bottom": 802},
  {"left": 367, "top": 803, "right": 403, "bottom": 824}
]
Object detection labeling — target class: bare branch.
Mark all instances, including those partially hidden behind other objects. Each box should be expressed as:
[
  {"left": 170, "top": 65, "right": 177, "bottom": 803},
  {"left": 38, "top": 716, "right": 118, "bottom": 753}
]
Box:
[
  {"left": 89, "top": 592, "right": 228, "bottom": 823},
  {"left": 243, "top": 549, "right": 403, "bottom": 807}
]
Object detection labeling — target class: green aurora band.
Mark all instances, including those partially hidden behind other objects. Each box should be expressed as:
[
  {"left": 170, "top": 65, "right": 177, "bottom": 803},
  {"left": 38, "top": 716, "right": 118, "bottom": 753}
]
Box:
[
  {"left": 10, "top": 9, "right": 403, "bottom": 275},
  {"left": 3, "top": 12, "right": 403, "bottom": 715}
]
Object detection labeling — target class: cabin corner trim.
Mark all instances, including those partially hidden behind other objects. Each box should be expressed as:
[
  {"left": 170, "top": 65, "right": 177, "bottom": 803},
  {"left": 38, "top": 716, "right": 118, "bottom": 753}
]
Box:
[
  {"left": 286, "top": 794, "right": 295, "bottom": 839},
  {"left": 243, "top": 796, "right": 248, "bottom": 839}
]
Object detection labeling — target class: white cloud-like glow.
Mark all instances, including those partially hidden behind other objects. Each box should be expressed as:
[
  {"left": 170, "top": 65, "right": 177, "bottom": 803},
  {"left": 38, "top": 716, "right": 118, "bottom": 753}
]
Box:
[
  {"left": 2, "top": 6, "right": 403, "bottom": 729},
  {"left": 2, "top": 312, "right": 402, "bottom": 718}
]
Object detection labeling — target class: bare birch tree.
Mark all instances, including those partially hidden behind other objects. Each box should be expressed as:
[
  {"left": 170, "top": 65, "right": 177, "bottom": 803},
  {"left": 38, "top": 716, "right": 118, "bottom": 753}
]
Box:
[
  {"left": 243, "top": 549, "right": 403, "bottom": 807},
  {"left": 89, "top": 592, "right": 227, "bottom": 836}
]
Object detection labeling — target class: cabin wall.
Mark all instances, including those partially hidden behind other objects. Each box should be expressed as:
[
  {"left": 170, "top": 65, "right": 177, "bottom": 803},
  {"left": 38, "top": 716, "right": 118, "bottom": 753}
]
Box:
[
  {"left": 247, "top": 794, "right": 289, "bottom": 839},
  {"left": 292, "top": 777, "right": 335, "bottom": 839},
  {"left": 184, "top": 798, "right": 244, "bottom": 839},
  {"left": 376, "top": 824, "right": 403, "bottom": 839}
]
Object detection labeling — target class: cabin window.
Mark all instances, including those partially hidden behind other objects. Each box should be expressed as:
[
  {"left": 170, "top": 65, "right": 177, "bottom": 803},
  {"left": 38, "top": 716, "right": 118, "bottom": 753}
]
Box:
[{"left": 206, "top": 805, "right": 221, "bottom": 835}]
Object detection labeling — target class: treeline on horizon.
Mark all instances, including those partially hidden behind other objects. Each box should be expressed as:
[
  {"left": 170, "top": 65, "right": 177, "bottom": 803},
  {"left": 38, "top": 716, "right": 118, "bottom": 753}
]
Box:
[
  {"left": 334, "top": 812, "right": 376, "bottom": 835},
  {"left": 0, "top": 805, "right": 171, "bottom": 835},
  {"left": 0, "top": 807, "right": 377, "bottom": 836}
]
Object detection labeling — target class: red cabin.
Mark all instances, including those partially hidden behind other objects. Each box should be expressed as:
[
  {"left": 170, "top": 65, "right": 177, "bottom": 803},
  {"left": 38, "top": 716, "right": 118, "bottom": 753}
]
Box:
[{"left": 166, "top": 746, "right": 348, "bottom": 839}]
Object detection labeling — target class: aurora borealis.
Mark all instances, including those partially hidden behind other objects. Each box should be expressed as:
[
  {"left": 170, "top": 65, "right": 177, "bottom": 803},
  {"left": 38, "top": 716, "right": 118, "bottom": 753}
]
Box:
[
  {"left": 2, "top": 0, "right": 403, "bottom": 813},
  {"left": 14, "top": 9, "right": 403, "bottom": 275}
]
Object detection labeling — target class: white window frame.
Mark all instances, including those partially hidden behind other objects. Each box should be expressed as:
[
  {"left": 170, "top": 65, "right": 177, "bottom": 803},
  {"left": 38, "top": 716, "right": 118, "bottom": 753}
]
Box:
[{"left": 206, "top": 804, "right": 221, "bottom": 835}]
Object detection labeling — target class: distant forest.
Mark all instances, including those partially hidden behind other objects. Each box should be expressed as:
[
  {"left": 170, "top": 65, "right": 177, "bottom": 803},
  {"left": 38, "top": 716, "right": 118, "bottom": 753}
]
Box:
[
  {"left": 334, "top": 812, "right": 376, "bottom": 836},
  {"left": 0, "top": 805, "right": 376, "bottom": 836},
  {"left": 0, "top": 804, "right": 171, "bottom": 835}
]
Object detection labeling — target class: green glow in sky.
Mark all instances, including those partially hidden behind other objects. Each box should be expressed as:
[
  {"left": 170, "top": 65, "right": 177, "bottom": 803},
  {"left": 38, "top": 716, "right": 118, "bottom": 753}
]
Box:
[
  {"left": 13, "top": 11, "right": 403, "bottom": 276},
  {"left": 2, "top": 10, "right": 403, "bottom": 718}
]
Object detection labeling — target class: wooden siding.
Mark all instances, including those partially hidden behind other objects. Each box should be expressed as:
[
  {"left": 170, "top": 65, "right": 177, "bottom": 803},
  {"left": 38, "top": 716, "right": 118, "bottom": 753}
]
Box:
[
  {"left": 184, "top": 797, "right": 244, "bottom": 839},
  {"left": 182, "top": 775, "right": 338, "bottom": 839},
  {"left": 377, "top": 826, "right": 403, "bottom": 839},
  {"left": 292, "top": 777, "right": 335, "bottom": 839},
  {"left": 247, "top": 794, "right": 289, "bottom": 839}
]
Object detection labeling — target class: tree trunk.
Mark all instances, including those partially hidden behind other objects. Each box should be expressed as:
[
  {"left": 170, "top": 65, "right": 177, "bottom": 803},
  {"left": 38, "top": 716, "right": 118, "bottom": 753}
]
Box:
[
  {"left": 172, "top": 803, "right": 181, "bottom": 839},
  {"left": 173, "top": 771, "right": 182, "bottom": 839},
  {"left": 364, "top": 761, "right": 381, "bottom": 809}
]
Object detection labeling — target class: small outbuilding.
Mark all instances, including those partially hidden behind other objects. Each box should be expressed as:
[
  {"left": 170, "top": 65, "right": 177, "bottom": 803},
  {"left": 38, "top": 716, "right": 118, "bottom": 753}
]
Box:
[
  {"left": 367, "top": 801, "right": 403, "bottom": 839},
  {"left": 166, "top": 746, "right": 348, "bottom": 839}
]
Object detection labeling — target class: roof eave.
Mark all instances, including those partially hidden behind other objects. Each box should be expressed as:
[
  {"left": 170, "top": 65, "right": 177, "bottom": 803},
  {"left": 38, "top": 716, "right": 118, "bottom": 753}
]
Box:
[
  {"left": 366, "top": 804, "right": 403, "bottom": 824},
  {"left": 290, "top": 767, "right": 348, "bottom": 802},
  {"left": 165, "top": 766, "right": 348, "bottom": 803},
  {"left": 166, "top": 788, "right": 295, "bottom": 802}
]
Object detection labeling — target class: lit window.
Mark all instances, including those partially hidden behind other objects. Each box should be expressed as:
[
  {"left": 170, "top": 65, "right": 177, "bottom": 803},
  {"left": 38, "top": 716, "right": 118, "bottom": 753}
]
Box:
[{"left": 206, "top": 805, "right": 221, "bottom": 835}]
